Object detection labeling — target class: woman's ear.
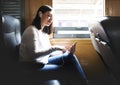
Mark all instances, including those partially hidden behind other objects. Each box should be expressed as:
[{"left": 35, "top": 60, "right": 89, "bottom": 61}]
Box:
[{"left": 39, "top": 11, "right": 42, "bottom": 18}]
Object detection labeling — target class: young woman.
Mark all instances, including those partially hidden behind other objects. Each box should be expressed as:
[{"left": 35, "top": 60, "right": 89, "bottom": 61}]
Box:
[{"left": 19, "top": 5, "right": 88, "bottom": 85}]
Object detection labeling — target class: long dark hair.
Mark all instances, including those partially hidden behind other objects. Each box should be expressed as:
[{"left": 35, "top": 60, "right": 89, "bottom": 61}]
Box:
[{"left": 32, "top": 5, "right": 53, "bottom": 34}]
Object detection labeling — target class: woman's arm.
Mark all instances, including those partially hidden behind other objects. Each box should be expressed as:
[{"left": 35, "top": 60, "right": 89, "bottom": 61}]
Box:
[
  {"left": 28, "top": 27, "right": 66, "bottom": 58},
  {"left": 51, "top": 45, "right": 66, "bottom": 53}
]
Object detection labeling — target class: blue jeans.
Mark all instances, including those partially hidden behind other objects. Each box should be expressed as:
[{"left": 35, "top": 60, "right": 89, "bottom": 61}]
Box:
[{"left": 39, "top": 51, "right": 88, "bottom": 85}]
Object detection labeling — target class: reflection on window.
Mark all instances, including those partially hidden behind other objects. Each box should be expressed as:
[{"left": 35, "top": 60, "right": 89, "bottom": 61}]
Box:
[{"left": 52, "top": 0, "right": 104, "bottom": 38}]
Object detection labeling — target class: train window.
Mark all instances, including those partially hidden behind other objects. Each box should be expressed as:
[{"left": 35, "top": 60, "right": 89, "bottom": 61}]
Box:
[{"left": 52, "top": 0, "right": 104, "bottom": 38}]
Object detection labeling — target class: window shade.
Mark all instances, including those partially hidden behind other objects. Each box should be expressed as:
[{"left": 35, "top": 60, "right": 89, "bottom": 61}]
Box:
[{"left": 0, "top": 0, "right": 25, "bottom": 33}]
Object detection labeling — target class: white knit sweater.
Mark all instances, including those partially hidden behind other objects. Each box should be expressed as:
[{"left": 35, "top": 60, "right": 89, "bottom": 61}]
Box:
[{"left": 19, "top": 25, "right": 51, "bottom": 64}]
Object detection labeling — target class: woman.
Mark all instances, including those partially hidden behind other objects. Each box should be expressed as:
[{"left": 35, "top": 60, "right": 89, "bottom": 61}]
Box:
[{"left": 19, "top": 5, "right": 88, "bottom": 85}]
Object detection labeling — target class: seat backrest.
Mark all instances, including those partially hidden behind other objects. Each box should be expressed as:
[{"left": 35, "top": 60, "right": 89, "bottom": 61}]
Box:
[
  {"left": 89, "top": 16, "right": 120, "bottom": 80},
  {"left": 100, "top": 16, "right": 120, "bottom": 58},
  {"left": 0, "top": 15, "right": 21, "bottom": 62}
]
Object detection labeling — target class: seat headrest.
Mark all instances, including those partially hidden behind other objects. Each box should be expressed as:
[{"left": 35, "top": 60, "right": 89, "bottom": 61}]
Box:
[
  {"left": 2, "top": 15, "right": 20, "bottom": 33},
  {"left": 100, "top": 16, "right": 120, "bottom": 57},
  {"left": 90, "top": 16, "right": 120, "bottom": 57}
]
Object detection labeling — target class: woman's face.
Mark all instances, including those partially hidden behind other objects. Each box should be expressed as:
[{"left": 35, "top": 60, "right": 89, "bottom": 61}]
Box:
[{"left": 40, "top": 11, "right": 53, "bottom": 27}]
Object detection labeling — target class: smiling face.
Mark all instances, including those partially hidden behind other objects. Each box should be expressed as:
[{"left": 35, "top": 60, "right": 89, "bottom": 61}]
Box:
[{"left": 40, "top": 11, "right": 53, "bottom": 27}]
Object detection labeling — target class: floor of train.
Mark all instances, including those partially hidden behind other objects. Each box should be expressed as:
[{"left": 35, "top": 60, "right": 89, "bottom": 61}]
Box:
[{"left": 79, "top": 54, "right": 119, "bottom": 85}]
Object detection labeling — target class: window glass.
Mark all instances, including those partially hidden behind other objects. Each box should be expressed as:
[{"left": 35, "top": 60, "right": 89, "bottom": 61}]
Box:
[{"left": 52, "top": 0, "right": 104, "bottom": 38}]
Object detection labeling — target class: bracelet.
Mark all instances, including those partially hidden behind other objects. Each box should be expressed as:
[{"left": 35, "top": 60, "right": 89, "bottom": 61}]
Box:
[
  {"left": 51, "top": 47, "right": 57, "bottom": 51},
  {"left": 49, "top": 47, "right": 53, "bottom": 53}
]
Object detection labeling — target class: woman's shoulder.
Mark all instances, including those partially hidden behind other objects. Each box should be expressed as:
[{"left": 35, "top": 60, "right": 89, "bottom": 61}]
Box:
[
  {"left": 24, "top": 25, "right": 38, "bottom": 33},
  {"left": 26, "top": 25, "right": 37, "bottom": 30},
  {"left": 22, "top": 25, "right": 38, "bottom": 36}
]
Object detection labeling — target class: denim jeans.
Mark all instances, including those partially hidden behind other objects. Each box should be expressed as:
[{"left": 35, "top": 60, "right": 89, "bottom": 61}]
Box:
[{"left": 39, "top": 51, "right": 88, "bottom": 85}]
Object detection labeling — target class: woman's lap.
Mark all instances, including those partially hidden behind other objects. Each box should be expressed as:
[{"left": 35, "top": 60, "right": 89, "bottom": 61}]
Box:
[
  {"left": 41, "top": 52, "right": 86, "bottom": 79},
  {"left": 38, "top": 52, "right": 88, "bottom": 85}
]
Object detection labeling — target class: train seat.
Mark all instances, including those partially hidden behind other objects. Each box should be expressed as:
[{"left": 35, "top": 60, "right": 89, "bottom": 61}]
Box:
[{"left": 89, "top": 16, "right": 120, "bottom": 83}]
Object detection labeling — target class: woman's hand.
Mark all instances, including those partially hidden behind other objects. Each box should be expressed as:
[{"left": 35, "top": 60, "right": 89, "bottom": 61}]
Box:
[
  {"left": 61, "top": 47, "right": 66, "bottom": 53},
  {"left": 68, "top": 42, "right": 77, "bottom": 54}
]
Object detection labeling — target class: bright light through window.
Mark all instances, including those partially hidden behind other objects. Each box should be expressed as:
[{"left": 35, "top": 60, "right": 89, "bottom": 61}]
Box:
[{"left": 52, "top": 0, "right": 104, "bottom": 38}]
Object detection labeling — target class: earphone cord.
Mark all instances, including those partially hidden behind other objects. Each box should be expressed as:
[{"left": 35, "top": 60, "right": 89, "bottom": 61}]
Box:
[{"left": 61, "top": 56, "right": 65, "bottom": 66}]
